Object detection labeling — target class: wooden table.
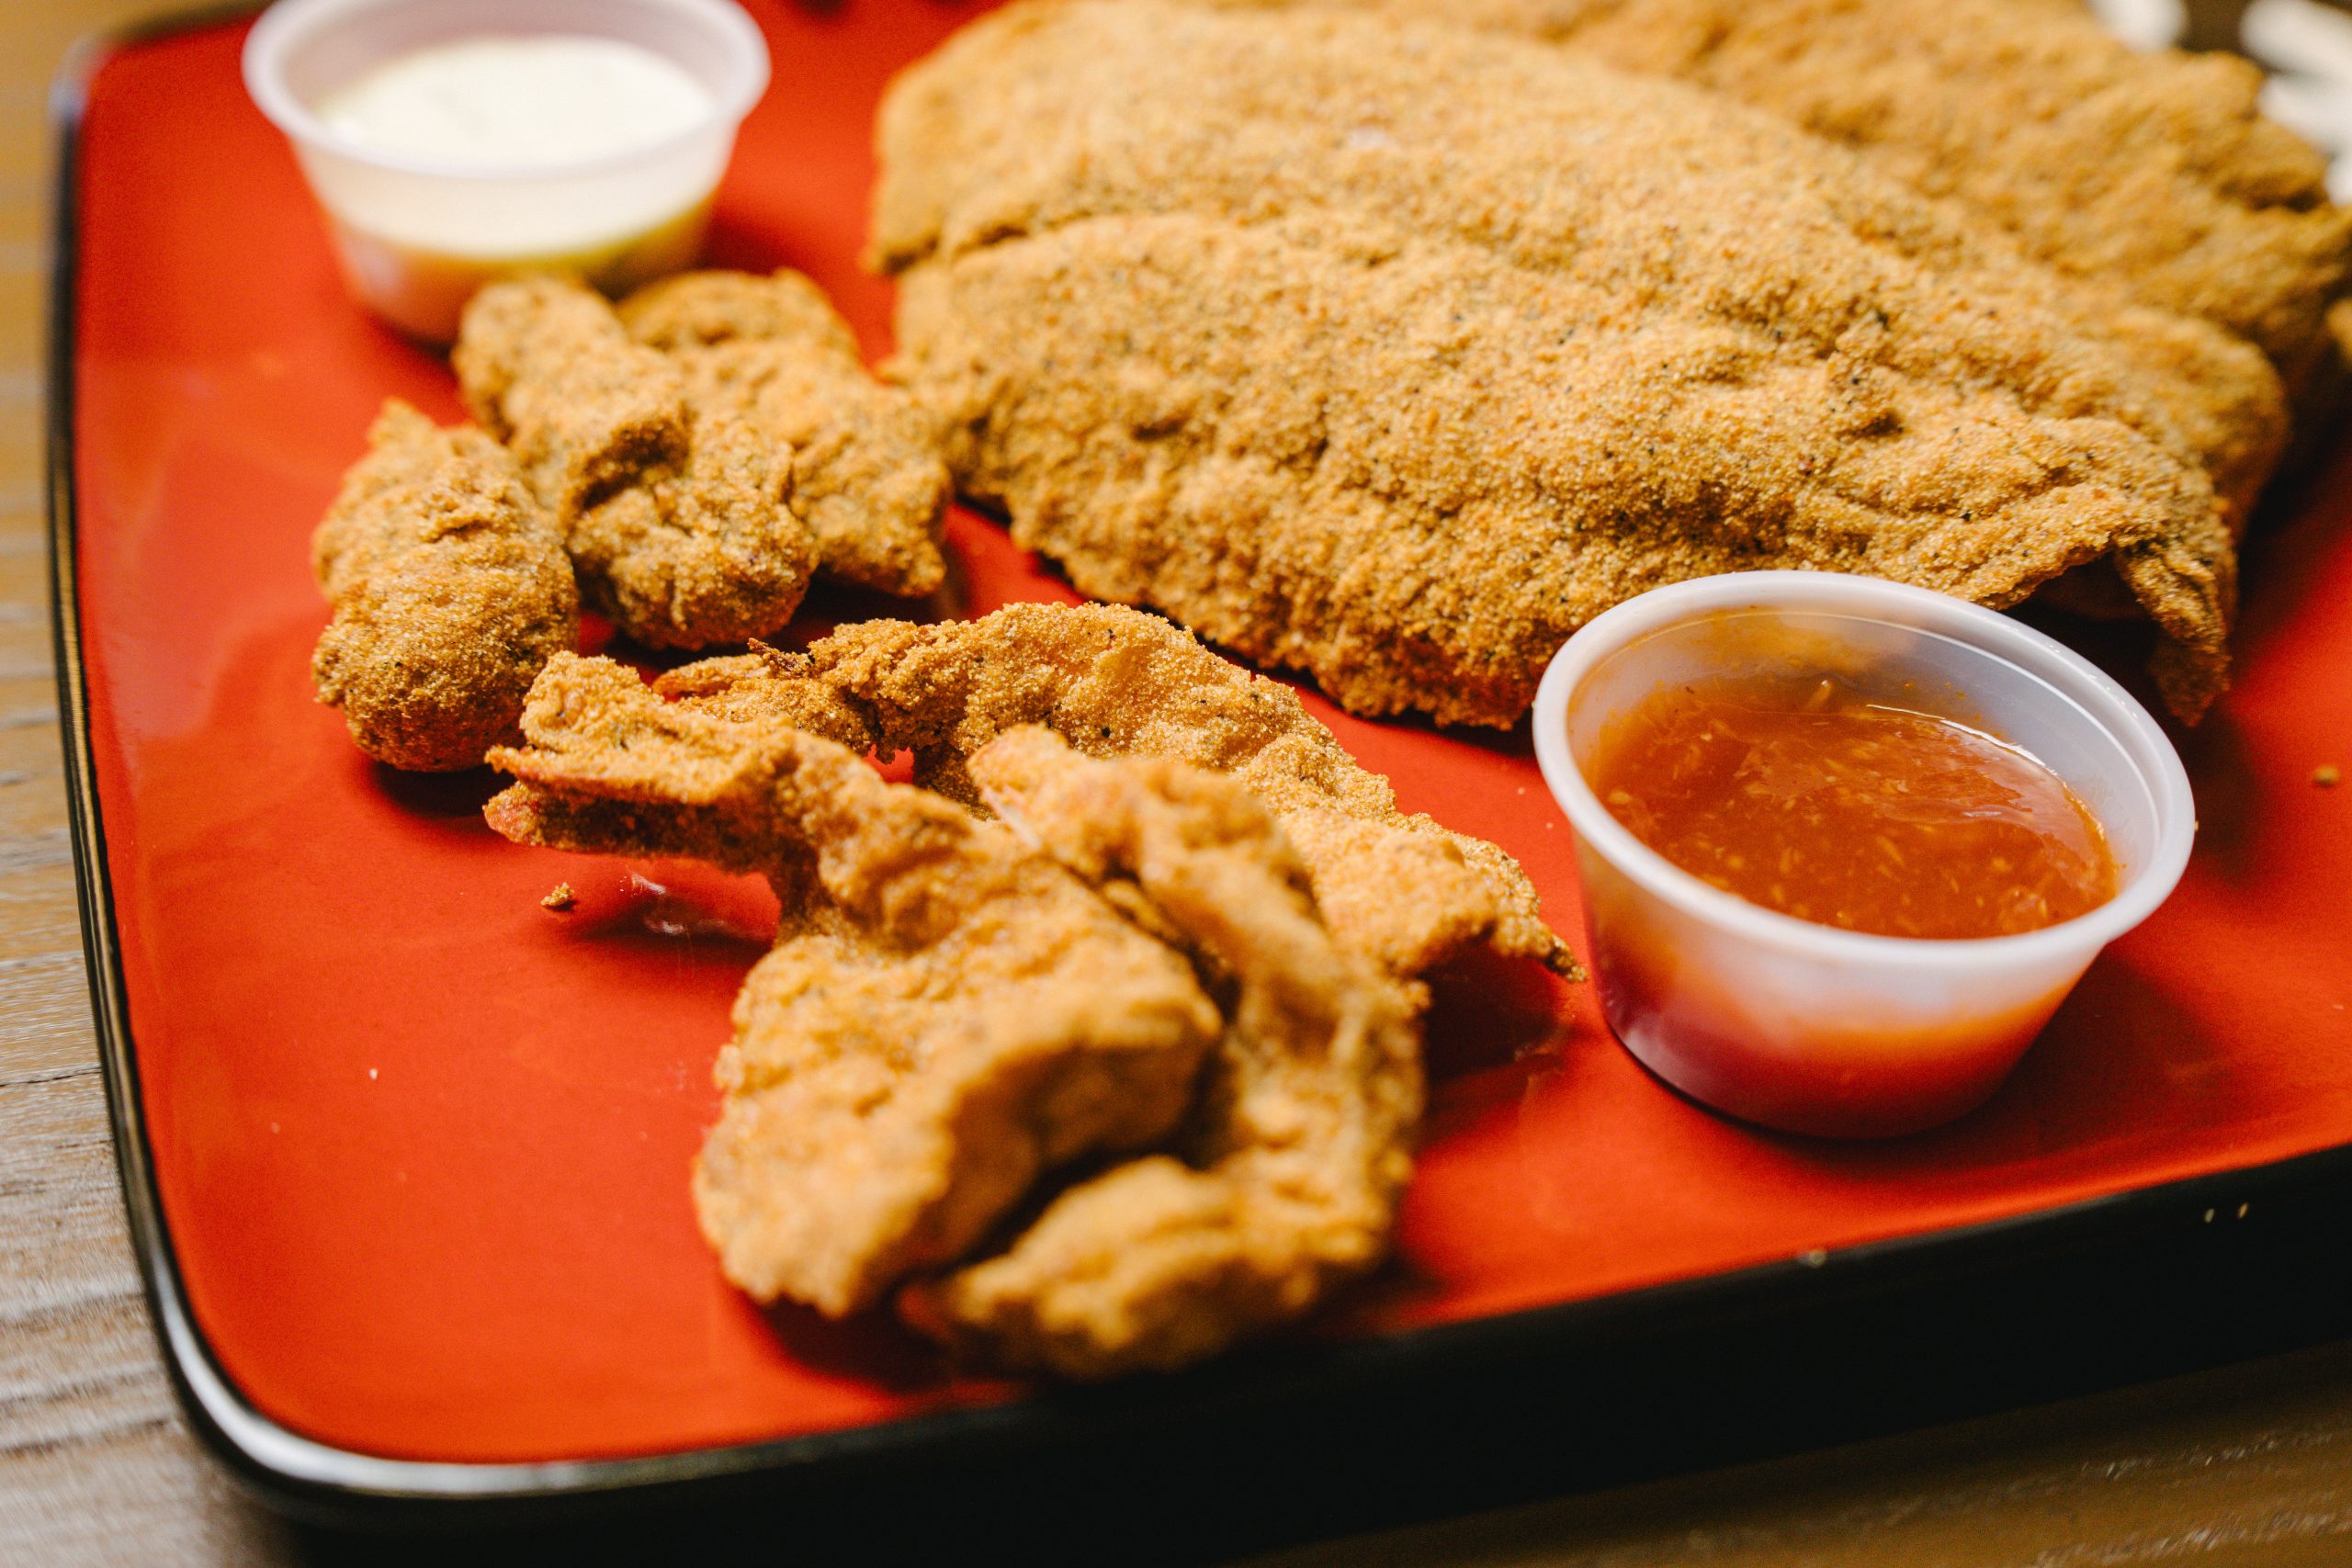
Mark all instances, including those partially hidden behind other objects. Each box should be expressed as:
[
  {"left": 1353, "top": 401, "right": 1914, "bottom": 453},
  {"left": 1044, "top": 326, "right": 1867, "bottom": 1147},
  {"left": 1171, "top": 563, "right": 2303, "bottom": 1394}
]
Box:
[{"left": 7, "top": 3, "right": 2352, "bottom": 1562}]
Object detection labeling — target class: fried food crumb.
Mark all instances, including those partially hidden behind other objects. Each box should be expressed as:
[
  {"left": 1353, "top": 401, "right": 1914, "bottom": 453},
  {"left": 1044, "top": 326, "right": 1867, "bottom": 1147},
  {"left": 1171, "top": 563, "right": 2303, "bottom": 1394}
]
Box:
[
  {"left": 2317, "top": 764, "right": 2342, "bottom": 788},
  {"left": 541, "top": 882, "right": 577, "bottom": 911}
]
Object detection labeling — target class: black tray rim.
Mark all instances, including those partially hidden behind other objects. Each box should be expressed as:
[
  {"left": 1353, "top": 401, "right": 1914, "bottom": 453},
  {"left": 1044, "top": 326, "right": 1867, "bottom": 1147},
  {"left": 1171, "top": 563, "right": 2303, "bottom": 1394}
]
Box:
[{"left": 45, "top": 0, "right": 2352, "bottom": 1531}]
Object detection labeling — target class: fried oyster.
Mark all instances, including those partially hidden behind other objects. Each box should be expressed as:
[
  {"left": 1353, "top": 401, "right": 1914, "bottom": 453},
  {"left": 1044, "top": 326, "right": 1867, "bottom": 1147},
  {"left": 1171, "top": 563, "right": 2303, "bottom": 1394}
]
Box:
[
  {"left": 618, "top": 269, "right": 952, "bottom": 598},
  {"left": 455, "top": 275, "right": 815, "bottom": 649},
  {"left": 311, "top": 400, "right": 577, "bottom": 772}
]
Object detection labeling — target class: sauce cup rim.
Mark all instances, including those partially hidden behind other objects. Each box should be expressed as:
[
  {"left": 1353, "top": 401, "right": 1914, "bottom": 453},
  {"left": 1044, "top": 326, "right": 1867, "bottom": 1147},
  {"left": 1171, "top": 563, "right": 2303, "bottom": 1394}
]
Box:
[
  {"left": 1529, "top": 570, "right": 2197, "bottom": 969},
  {"left": 243, "top": 0, "right": 771, "bottom": 185}
]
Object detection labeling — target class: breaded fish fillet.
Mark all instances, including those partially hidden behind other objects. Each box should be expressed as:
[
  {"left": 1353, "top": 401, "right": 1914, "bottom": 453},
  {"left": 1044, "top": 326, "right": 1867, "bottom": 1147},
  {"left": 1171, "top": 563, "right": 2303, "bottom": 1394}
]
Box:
[
  {"left": 1224, "top": 0, "right": 2352, "bottom": 397},
  {"left": 875, "top": 1, "right": 2267, "bottom": 723},
  {"left": 455, "top": 276, "right": 815, "bottom": 649},
  {"left": 654, "top": 603, "right": 1575, "bottom": 979},
  {"left": 311, "top": 400, "right": 577, "bottom": 772},
  {"left": 618, "top": 269, "right": 952, "bottom": 598},
  {"left": 905, "top": 728, "right": 1423, "bottom": 1378},
  {"left": 485, "top": 655, "right": 1221, "bottom": 1315}
]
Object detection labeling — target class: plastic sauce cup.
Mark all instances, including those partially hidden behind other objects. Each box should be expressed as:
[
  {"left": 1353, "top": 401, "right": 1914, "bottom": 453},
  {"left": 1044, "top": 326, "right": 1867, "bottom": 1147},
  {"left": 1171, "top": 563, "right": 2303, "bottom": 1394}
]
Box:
[
  {"left": 243, "top": 0, "right": 769, "bottom": 342},
  {"left": 1531, "top": 572, "right": 2195, "bottom": 1139}
]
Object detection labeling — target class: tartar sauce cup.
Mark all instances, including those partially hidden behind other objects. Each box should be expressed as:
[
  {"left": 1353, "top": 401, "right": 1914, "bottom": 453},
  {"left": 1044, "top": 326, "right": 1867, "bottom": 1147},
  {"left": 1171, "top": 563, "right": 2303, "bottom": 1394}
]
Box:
[
  {"left": 1531, "top": 571, "right": 2196, "bottom": 1139},
  {"left": 244, "top": 0, "right": 770, "bottom": 342}
]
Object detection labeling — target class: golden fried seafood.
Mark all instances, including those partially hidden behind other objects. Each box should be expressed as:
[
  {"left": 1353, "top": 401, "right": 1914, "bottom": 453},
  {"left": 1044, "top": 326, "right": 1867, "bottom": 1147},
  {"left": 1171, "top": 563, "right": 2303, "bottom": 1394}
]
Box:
[
  {"left": 310, "top": 400, "right": 577, "bottom": 772},
  {"left": 1225, "top": 0, "right": 2351, "bottom": 400},
  {"left": 905, "top": 728, "right": 1423, "bottom": 1378},
  {"left": 484, "top": 654, "right": 1221, "bottom": 1317},
  {"left": 875, "top": 1, "right": 2270, "bottom": 724},
  {"left": 654, "top": 603, "right": 1575, "bottom": 979},
  {"left": 454, "top": 276, "right": 815, "bottom": 648},
  {"left": 483, "top": 626, "right": 1576, "bottom": 1372},
  {"left": 618, "top": 269, "right": 952, "bottom": 597}
]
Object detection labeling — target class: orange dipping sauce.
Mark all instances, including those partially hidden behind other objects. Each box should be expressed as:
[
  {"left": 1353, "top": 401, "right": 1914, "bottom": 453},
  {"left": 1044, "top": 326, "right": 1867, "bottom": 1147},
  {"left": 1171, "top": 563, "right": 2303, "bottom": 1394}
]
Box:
[{"left": 1587, "top": 673, "right": 2118, "bottom": 939}]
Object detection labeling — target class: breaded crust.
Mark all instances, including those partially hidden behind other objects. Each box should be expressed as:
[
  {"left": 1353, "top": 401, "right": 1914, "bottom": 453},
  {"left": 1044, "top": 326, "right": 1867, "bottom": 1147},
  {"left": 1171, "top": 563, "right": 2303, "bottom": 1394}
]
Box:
[
  {"left": 486, "top": 613, "right": 1577, "bottom": 1371},
  {"left": 455, "top": 276, "right": 816, "bottom": 649},
  {"left": 310, "top": 400, "right": 577, "bottom": 772},
  {"left": 905, "top": 728, "right": 1423, "bottom": 1378},
  {"left": 1229, "top": 0, "right": 2351, "bottom": 400},
  {"left": 484, "top": 655, "right": 1221, "bottom": 1316},
  {"left": 618, "top": 270, "right": 952, "bottom": 597},
  {"left": 875, "top": 2, "right": 2260, "bottom": 724},
  {"left": 655, "top": 603, "right": 1577, "bottom": 978}
]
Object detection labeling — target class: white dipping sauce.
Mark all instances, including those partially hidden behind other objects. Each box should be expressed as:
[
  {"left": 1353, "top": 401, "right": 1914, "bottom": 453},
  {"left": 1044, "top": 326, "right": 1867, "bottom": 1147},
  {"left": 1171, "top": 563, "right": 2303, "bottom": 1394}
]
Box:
[
  {"left": 295, "top": 33, "right": 731, "bottom": 337},
  {"left": 319, "top": 36, "right": 714, "bottom": 169}
]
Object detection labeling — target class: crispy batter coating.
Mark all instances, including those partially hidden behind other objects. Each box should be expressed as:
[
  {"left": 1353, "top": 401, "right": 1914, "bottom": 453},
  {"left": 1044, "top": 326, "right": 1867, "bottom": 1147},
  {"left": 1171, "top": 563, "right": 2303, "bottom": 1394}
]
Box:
[
  {"left": 876, "top": 1, "right": 2262, "bottom": 723},
  {"left": 484, "top": 655, "right": 1221, "bottom": 1316},
  {"left": 881, "top": 3, "right": 2283, "bottom": 516},
  {"left": 654, "top": 603, "right": 1575, "bottom": 979},
  {"left": 905, "top": 728, "right": 1423, "bottom": 1378},
  {"left": 485, "top": 626, "right": 1572, "bottom": 1371},
  {"left": 454, "top": 276, "right": 815, "bottom": 649},
  {"left": 310, "top": 400, "right": 577, "bottom": 772},
  {"left": 618, "top": 270, "right": 952, "bottom": 597},
  {"left": 1227, "top": 0, "right": 2352, "bottom": 399}
]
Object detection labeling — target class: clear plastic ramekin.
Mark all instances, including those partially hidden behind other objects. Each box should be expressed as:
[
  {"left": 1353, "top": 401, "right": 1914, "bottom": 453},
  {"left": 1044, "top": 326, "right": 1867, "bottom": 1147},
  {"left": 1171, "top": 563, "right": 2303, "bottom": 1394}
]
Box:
[
  {"left": 1531, "top": 572, "right": 2195, "bottom": 1139},
  {"left": 243, "top": 0, "right": 769, "bottom": 342}
]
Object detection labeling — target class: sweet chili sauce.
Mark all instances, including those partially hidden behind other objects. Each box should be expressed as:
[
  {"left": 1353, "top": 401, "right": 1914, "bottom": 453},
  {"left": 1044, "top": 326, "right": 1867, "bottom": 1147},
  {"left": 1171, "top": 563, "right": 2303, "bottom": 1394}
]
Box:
[{"left": 1586, "top": 673, "right": 2118, "bottom": 939}]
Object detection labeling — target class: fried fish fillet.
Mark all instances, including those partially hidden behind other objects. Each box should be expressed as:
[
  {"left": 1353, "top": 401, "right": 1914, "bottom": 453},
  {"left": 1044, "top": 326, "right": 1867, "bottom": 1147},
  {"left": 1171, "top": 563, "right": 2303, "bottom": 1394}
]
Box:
[
  {"left": 455, "top": 276, "right": 815, "bottom": 649},
  {"left": 310, "top": 400, "right": 578, "bottom": 772},
  {"left": 876, "top": 1, "right": 2268, "bottom": 723},
  {"left": 484, "top": 654, "right": 1221, "bottom": 1315},
  {"left": 905, "top": 728, "right": 1423, "bottom": 1378},
  {"left": 1224, "top": 0, "right": 2352, "bottom": 399},
  {"left": 618, "top": 269, "right": 952, "bottom": 598},
  {"left": 654, "top": 603, "right": 1575, "bottom": 980}
]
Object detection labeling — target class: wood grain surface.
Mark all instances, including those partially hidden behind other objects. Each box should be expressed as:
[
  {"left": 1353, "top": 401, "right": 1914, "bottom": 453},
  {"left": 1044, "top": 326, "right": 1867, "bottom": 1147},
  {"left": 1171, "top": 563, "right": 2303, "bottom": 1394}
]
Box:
[{"left": 6, "top": 3, "right": 2352, "bottom": 1564}]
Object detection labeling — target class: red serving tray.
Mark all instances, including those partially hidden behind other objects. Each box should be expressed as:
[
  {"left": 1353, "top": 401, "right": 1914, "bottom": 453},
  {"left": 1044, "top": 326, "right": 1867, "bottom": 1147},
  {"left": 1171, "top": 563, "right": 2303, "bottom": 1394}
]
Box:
[{"left": 51, "top": 0, "right": 2352, "bottom": 1513}]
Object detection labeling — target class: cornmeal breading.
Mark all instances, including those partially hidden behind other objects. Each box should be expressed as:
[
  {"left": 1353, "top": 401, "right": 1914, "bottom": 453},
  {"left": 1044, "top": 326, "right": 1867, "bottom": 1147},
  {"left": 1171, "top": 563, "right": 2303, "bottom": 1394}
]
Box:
[
  {"left": 310, "top": 400, "right": 577, "bottom": 772},
  {"left": 618, "top": 269, "right": 952, "bottom": 597},
  {"left": 876, "top": 1, "right": 2267, "bottom": 723},
  {"left": 1222, "top": 0, "right": 2351, "bottom": 399},
  {"left": 455, "top": 276, "right": 815, "bottom": 648},
  {"left": 483, "top": 629, "right": 1571, "bottom": 1371},
  {"left": 485, "top": 655, "right": 1221, "bottom": 1316},
  {"left": 654, "top": 603, "right": 1576, "bottom": 979},
  {"left": 907, "top": 728, "right": 1422, "bottom": 1378}
]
